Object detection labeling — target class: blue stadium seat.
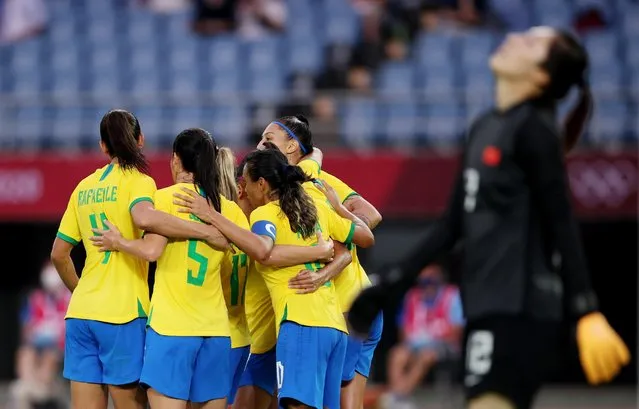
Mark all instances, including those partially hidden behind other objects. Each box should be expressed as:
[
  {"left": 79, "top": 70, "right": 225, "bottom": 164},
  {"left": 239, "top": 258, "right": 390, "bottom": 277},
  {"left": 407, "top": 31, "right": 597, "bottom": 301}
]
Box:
[
  {"left": 423, "top": 103, "right": 464, "bottom": 145},
  {"left": 209, "top": 36, "right": 241, "bottom": 72},
  {"left": 168, "top": 107, "right": 204, "bottom": 137},
  {"left": 49, "top": 20, "right": 75, "bottom": 44},
  {"left": 589, "top": 100, "right": 629, "bottom": 143},
  {"left": 129, "top": 70, "right": 160, "bottom": 98},
  {"left": 627, "top": 68, "right": 639, "bottom": 98},
  {"left": 621, "top": 7, "right": 639, "bottom": 38},
  {"left": 209, "top": 69, "right": 240, "bottom": 98},
  {"left": 459, "top": 31, "right": 496, "bottom": 67},
  {"left": 414, "top": 32, "right": 455, "bottom": 68},
  {"left": 532, "top": 0, "right": 571, "bottom": 26},
  {"left": 87, "top": 19, "right": 116, "bottom": 44},
  {"left": 129, "top": 43, "right": 159, "bottom": 72},
  {"left": 52, "top": 71, "right": 80, "bottom": 97},
  {"left": 14, "top": 107, "right": 45, "bottom": 149},
  {"left": 134, "top": 106, "right": 166, "bottom": 147},
  {"left": 340, "top": 98, "right": 378, "bottom": 147},
  {"left": 89, "top": 46, "right": 119, "bottom": 73},
  {"left": 376, "top": 62, "right": 414, "bottom": 98},
  {"left": 50, "top": 44, "right": 80, "bottom": 73},
  {"left": 51, "top": 107, "right": 84, "bottom": 148},
  {"left": 245, "top": 37, "right": 283, "bottom": 72},
  {"left": 287, "top": 37, "right": 323, "bottom": 75},
  {"left": 416, "top": 65, "right": 456, "bottom": 99},
  {"left": 584, "top": 31, "right": 620, "bottom": 67},
  {"left": 127, "top": 13, "right": 156, "bottom": 45},
  {"left": 11, "top": 39, "right": 43, "bottom": 72},
  {"left": 247, "top": 68, "right": 286, "bottom": 103},
  {"left": 168, "top": 40, "right": 198, "bottom": 70},
  {"left": 91, "top": 69, "right": 120, "bottom": 98},
  {"left": 208, "top": 103, "right": 250, "bottom": 146},
  {"left": 169, "top": 67, "right": 199, "bottom": 97},
  {"left": 379, "top": 100, "right": 418, "bottom": 144},
  {"left": 589, "top": 64, "right": 624, "bottom": 95},
  {"left": 625, "top": 40, "right": 639, "bottom": 68},
  {"left": 323, "top": 12, "right": 359, "bottom": 46},
  {"left": 12, "top": 71, "right": 41, "bottom": 96}
]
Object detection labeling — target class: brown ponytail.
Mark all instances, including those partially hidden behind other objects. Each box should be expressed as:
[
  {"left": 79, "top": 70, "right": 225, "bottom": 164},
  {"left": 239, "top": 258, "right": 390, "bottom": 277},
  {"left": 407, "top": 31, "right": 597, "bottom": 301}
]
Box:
[
  {"left": 99, "top": 110, "right": 149, "bottom": 173},
  {"left": 562, "top": 82, "right": 593, "bottom": 153}
]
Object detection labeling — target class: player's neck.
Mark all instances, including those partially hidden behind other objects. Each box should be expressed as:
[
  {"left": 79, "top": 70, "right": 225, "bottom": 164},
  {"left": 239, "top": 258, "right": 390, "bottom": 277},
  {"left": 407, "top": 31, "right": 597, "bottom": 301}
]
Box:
[
  {"left": 176, "top": 172, "right": 194, "bottom": 184},
  {"left": 288, "top": 151, "right": 302, "bottom": 165},
  {"left": 495, "top": 78, "right": 540, "bottom": 112}
]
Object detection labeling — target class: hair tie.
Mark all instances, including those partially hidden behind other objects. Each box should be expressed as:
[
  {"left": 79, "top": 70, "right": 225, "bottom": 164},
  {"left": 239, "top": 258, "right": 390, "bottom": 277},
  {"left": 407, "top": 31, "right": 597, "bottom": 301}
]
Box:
[{"left": 272, "top": 121, "right": 308, "bottom": 155}]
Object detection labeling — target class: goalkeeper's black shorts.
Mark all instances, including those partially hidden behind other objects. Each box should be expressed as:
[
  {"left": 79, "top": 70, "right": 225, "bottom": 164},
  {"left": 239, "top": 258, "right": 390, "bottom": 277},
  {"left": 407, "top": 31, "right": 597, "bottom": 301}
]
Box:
[{"left": 462, "top": 315, "right": 562, "bottom": 409}]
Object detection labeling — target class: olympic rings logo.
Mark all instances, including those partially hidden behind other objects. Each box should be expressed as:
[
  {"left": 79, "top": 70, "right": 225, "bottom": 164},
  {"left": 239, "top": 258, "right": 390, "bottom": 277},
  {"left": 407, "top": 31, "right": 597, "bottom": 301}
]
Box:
[{"left": 568, "top": 159, "right": 637, "bottom": 208}]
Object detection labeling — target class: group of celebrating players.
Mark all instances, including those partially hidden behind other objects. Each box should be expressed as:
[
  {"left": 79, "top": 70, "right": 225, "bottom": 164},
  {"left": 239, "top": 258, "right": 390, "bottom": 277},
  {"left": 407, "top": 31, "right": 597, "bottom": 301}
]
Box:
[{"left": 50, "top": 110, "right": 382, "bottom": 409}]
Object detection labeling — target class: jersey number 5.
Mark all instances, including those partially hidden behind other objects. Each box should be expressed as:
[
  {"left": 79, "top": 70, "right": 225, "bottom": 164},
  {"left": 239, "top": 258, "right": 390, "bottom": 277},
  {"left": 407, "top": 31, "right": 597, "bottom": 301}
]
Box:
[
  {"left": 89, "top": 213, "right": 111, "bottom": 264},
  {"left": 187, "top": 240, "right": 209, "bottom": 287},
  {"left": 230, "top": 253, "right": 248, "bottom": 306},
  {"left": 464, "top": 168, "right": 480, "bottom": 212}
]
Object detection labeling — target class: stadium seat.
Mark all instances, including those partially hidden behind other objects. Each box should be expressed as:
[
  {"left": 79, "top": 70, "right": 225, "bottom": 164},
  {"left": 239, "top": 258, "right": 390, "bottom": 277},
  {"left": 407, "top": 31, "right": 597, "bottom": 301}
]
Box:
[
  {"left": 628, "top": 68, "right": 639, "bottom": 99},
  {"left": 532, "top": 0, "right": 571, "bottom": 26},
  {"left": 129, "top": 70, "right": 160, "bottom": 98},
  {"left": 287, "top": 37, "right": 323, "bottom": 75},
  {"left": 459, "top": 31, "right": 496, "bottom": 68},
  {"left": 209, "top": 69, "right": 241, "bottom": 99},
  {"left": 245, "top": 37, "right": 283, "bottom": 72},
  {"left": 207, "top": 103, "right": 250, "bottom": 146},
  {"left": 51, "top": 107, "right": 84, "bottom": 149},
  {"left": 423, "top": 103, "right": 464, "bottom": 145},
  {"left": 11, "top": 39, "right": 43, "bottom": 72},
  {"left": 246, "top": 68, "right": 286, "bottom": 103},
  {"left": 584, "top": 31, "right": 620, "bottom": 67},
  {"left": 589, "top": 64, "right": 624, "bottom": 95},
  {"left": 416, "top": 65, "right": 457, "bottom": 99},
  {"left": 209, "top": 36, "right": 241, "bottom": 73},
  {"left": 376, "top": 62, "right": 414, "bottom": 98},
  {"left": 168, "top": 67, "right": 199, "bottom": 97},
  {"left": 168, "top": 40, "right": 198, "bottom": 70},
  {"left": 14, "top": 107, "right": 45, "bottom": 149},
  {"left": 134, "top": 106, "right": 166, "bottom": 147},
  {"left": 379, "top": 100, "right": 418, "bottom": 144},
  {"left": 620, "top": 7, "right": 639, "bottom": 38},
  {"left": 625, "top": 39, "right": 639, "bottom": 68},
  {"left": 414, "top": 32, "right": 455, "bottom": 68},
  {"left": 168, "top": 107, "right": 205, "bottom": 138},
  {"left": 323, "top": 10, "right": 360, "bottom": 46},
  {"left": 340, "top": 98, "right": 378, "bottom": 147},
  {"left": 589, "top": 100, "right": 629, "bottom": 143}
]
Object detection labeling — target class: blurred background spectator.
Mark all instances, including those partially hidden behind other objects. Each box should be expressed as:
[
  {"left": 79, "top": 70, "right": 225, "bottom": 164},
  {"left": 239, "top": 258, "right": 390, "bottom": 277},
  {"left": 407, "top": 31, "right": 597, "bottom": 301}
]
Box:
[
  {"left": 381, "top": 264, "right": 463, "bottom": 409},
  {"left": 0, "top": 0, "right": 48, "bottom": 44},
  {"left": 9, "top": 263, "right": 70, "bottom": 409}
]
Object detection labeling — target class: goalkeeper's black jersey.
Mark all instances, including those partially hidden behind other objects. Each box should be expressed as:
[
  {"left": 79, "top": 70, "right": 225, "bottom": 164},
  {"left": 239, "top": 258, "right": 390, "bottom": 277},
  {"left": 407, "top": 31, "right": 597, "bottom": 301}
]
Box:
[{"left": 400, "top": 99, "right": 597, "bottom": 322}]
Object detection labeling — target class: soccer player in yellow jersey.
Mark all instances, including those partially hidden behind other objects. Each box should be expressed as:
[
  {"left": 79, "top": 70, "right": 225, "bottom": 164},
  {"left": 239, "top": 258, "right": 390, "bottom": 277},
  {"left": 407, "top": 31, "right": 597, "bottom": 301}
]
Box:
[
  {"left": 174, "top": 149, "right": 374, "bottom": 409},
  {"left": 90, "top": 129, "right": 236, "bottom": 409},
  {"left": 257, "top": 116, "right": 384, "bottom": 409},
  {"left": 176, "top": 150, "right": 351, "bottom": 409},
  {"left": 50, "top": 112, "right": 228, "bottom": 409}
]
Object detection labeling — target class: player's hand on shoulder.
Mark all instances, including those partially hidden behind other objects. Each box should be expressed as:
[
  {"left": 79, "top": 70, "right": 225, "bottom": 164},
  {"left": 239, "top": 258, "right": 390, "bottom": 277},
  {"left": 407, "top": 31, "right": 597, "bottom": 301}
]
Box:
[
  {"left": 577, "top": 311, "right": 631, "bottom": 385},
  {"left": 315, "top": 179, "right": 341, "bottom": 210},
  {"left": 89, "top": 220, "right": 123, "bottom": 252},
  {"left": 173, "top": 187, "right": 216, "bottom": 223}
]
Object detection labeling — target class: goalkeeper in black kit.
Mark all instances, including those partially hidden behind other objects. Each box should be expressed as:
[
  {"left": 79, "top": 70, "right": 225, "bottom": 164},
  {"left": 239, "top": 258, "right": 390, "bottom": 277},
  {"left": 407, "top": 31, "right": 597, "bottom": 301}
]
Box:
[{"left": 349, "top": 27, "right": 630, "bottom": 409}]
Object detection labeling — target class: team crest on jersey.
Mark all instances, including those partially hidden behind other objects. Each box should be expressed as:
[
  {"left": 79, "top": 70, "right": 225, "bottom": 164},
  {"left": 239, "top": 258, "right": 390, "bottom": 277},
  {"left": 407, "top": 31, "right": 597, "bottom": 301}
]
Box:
[{"left": 482, "top": 146, "right": 501, "bottom": 167}]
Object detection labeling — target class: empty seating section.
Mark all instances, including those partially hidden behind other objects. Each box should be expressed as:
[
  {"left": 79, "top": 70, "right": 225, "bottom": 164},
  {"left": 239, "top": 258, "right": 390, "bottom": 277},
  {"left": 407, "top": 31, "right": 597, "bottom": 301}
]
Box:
[{"left": 0, "top": 0, "right": 636, "bottom": 149}]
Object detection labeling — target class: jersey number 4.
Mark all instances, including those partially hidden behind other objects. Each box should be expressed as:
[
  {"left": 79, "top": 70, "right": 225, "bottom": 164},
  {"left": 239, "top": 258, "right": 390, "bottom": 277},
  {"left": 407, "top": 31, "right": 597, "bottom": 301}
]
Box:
[{"left": 89, "top": 212, "right": 111, "bottom": 264}]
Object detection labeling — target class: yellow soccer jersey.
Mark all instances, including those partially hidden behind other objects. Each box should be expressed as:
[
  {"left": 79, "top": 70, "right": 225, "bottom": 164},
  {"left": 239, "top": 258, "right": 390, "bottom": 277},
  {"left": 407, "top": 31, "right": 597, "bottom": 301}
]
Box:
[
  {"left": 147, "top": 183, "right": 230, "bottom": 337},
  {"left": 250, "top": 200, "right": 354, "bottom": 334},
  {"left": 244, "top": 260, "right": 277, "bottom": 354},
  {"left": 300, "top": 160, "right": 372, "bottom": 312},
  {"left": 57, "top": 163, "right": 156, "bottom": 324},
  {"left": 220, "top": 201, "right": 251, "bottom": 348}
]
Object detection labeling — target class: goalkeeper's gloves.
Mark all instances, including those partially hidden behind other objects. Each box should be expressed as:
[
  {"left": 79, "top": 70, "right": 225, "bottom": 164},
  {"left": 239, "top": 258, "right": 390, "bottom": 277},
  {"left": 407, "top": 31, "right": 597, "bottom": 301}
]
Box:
[{"left": 576, "top": 311, "right": 630, "bottom": 385}]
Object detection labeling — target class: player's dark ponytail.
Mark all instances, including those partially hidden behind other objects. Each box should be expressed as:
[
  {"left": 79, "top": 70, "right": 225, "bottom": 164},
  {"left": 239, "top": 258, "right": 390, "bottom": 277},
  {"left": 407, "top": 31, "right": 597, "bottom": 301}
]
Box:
[
  {"left": 272, "top": 115, "right": 314, "bottom": 156},
  {"left": 99, "top": 109, "right": 149, "bottom": 173},
  {"left": 541, "top": 30, "right": 593, "bottom": 153},
  {"left": 173, "top": 128, "right": 222, "bottom": 213},
  {"left": 245, "top": 149, "right": 317, "bottom": 238}
]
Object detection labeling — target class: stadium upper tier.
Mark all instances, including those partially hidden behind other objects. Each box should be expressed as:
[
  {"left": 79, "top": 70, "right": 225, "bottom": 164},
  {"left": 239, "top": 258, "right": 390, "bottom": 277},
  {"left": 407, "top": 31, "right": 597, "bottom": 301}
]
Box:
[{"left": 0, "top": 0, "right": 637, "bottom": 150}]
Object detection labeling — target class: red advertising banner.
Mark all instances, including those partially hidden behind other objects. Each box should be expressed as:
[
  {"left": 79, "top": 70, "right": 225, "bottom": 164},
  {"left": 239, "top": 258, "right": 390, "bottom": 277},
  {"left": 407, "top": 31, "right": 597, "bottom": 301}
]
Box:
[{"left": 0, "top": 151, "right": 635, "bottom": 221}]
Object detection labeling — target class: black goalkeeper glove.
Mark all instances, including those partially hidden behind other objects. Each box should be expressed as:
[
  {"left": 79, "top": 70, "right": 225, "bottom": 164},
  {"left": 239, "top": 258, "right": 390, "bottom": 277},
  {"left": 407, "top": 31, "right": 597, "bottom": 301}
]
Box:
[{"left": 348, "top": 265, "right": 411, "bottom": 335}]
